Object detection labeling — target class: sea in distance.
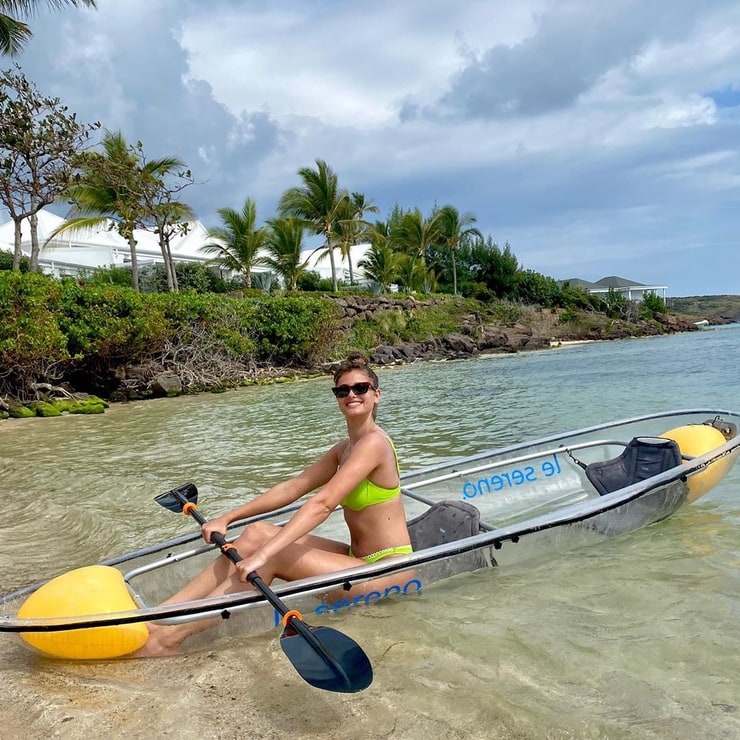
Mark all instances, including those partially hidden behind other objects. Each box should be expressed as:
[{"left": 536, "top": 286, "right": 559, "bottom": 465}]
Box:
[{"left": 1, "top": 323, "right": 738, "bottom": 739}]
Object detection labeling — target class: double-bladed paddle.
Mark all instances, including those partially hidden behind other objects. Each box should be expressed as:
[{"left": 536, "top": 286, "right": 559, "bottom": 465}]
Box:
[{"left": 154, "top": 483, "right": 373, "bottom": 693}]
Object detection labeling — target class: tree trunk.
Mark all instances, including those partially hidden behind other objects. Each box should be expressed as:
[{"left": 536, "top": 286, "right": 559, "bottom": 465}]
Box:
[
  {"left": 328, "top": 241, "right": 338, "bottom": 291},
  {"left": 12, "top": 217, "right": 23, "bottom": 271},
  {"left": 29, "top": 211, "right": 40, "bottom": 271},
  {"left": 127, "top": 234, "right": 140, "bottom": 292},
  {"left": 452, "top": 247, "right": 458, "bottom": 297},
  {"left": 348, "top": 249, "right": 355, "bottom": 285},
  {"left": 165, "top": 236, "right": 178, "bottom": 292},
  {"left": 159, "top": 234, "right": 177, "bottom": 292}
]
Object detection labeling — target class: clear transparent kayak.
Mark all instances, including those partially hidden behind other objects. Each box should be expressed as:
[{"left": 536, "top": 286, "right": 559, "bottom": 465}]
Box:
[{"left": 2, "top": 408, "right": 738, "bottom": 660}]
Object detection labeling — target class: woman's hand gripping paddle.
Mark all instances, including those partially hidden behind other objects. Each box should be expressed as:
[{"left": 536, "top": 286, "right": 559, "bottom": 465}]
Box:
[{"left": 154, "top": 483, "right": 373, "bottom": 693}]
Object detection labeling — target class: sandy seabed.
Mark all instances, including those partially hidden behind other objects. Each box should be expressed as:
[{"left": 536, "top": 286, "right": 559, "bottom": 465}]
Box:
[{"left": 0, "top": 629, "right": 524, "bottom": 740}]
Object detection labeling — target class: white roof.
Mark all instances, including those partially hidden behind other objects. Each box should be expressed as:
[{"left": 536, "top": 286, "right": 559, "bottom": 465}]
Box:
[{"left": 0, "top": 208, "right": 215, "bottom": 275}]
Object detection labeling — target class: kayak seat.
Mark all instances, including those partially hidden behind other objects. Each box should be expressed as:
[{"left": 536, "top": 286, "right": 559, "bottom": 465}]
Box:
[
  {"left": 585, "top": 436, "right": 682, "bottom": 496},
  {"left": 406, "top": 500, "right": 482, "bottom": 550}
]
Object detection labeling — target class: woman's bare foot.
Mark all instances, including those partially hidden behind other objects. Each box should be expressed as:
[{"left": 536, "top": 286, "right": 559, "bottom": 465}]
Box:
[{"left": 130, "top": 624, "right": 185, "bottom": 658}]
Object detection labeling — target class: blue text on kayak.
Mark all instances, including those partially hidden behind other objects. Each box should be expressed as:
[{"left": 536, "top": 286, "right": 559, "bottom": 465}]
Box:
[
  {"left": 273, "top": 577, "right": 422, "bottom": 626},
  {"left": 461, "top": 453, "right": 562, "bottom": 499}
]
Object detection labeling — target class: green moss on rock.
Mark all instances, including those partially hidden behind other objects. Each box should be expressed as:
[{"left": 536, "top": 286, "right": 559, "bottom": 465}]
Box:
[
  {"left": 8, "top": 404, "right": 36, "bottom": 419},
  {"left": 50, "top": 399, "right": 77, "bottom": 413},
  {"left": 70, "top": 401, "right": 106, "bottom": 415},
  {"left": 29, "top": 401, "right": 62, "bottom": 417}
]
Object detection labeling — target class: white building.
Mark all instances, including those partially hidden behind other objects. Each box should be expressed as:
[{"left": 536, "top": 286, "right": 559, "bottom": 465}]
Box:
[
  {"left": 302, "top": 242, "right": 372, "bottom": 283},
  {"left": 0, "top": 209, "right": 215, "bottom": 278},
  {"left": 562, "top": 275, "right": 668, "bottom": 301}
]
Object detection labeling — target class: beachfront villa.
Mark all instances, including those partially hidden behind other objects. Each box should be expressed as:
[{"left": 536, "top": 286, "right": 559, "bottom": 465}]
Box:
[
  {"left": 1, "top": 210, "right": 666, "bottom": 299},
  {"left": 561, "top": 276, "right": 668, "bottom": 302},
  {"left": 0, "top": 209, "right": 215, "bottom": 278},
  {"left": 0, "top": 208, "right": 366, "bottom": 284}
]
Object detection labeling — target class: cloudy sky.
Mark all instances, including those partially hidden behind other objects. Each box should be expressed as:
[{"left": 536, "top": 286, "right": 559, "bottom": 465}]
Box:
[{"left": 5, "top": 0, "right": 740, "bottom": 296}]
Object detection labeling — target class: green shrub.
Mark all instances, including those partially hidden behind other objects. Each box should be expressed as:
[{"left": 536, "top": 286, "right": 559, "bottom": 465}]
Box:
[
  {"left": 558, "top": 307, "right": 580, "bottom": 325},
  {"left": 486, "top": 301, "right": 523, "bottom": 326},
  {"left": 297, "top": 270, "right": 334, "bottom": 292},
  {"left": 248, "top": 296, "right": 340, "bottom": 364},
  {"left": 639, "top": 291, "right": 667, "bottom": 319},
  {"left": 0, "top": 272, "right": 69, "bottom": 398},
  {"left": 0, "top": 250, "right": 31, "bottom": 272}
]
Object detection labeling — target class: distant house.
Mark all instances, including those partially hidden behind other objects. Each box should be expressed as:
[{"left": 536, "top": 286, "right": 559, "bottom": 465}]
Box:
[
  {"left": 0, "top": 208, "right": 237, "bottom": 278},
  {"left": 561, "top": 275, "right": 667, "bottom": 302}
]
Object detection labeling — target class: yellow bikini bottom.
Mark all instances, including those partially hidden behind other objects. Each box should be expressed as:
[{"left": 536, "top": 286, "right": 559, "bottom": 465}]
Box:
[{"left": 350, "top": 544, "right": 413, "bottom": 564}]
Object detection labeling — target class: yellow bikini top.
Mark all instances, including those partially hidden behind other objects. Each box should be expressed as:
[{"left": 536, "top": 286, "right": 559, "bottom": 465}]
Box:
[{"left": 340, "top": 436, "right": 401, "bottom": 512}]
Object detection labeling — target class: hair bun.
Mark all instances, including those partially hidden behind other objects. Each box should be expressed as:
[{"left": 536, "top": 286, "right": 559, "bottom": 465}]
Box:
[{"left": 345, "top": 351, "right": 369, "bottom": 366}]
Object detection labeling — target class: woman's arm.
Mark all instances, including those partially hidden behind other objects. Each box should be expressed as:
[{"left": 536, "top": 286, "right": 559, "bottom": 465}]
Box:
[
  {"left": 233, "top": 433, "right": 392, "bottom": 577},
  {"left": 202, "top": 442, "right": 345, "bottom": 541}
]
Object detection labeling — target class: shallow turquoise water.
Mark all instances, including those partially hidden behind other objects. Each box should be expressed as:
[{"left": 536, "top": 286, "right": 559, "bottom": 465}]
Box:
[{"left": 1, "top": 324, "right": 738, "bottom": 738}]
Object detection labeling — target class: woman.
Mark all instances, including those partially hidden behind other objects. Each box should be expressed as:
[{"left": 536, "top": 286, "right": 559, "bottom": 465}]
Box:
[{"left": 140, "top": 352, "right": 411, "bottom": 655}]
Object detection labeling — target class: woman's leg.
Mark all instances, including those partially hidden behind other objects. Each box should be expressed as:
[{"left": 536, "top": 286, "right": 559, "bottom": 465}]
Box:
[{"left": 137, "top": 522, "right": 356, "bottom": 656}]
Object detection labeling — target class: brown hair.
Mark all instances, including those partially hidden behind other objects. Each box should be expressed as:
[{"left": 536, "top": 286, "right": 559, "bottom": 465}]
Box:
[{"left": 333, "top": 352, "right": 379, "bottom": 388}]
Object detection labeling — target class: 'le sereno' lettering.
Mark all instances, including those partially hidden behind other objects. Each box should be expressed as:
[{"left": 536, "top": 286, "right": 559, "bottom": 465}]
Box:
[
  {"left": 273, "top": 577, "right": 422, "bottom": 627},
  {"left": 461, "top": 453, "right": 562, "bottom": 500}
]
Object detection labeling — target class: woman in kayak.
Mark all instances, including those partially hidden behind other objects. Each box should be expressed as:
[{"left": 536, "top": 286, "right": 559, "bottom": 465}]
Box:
[{"left": 139, "top": 352, "right": 411, "bottom": 655}]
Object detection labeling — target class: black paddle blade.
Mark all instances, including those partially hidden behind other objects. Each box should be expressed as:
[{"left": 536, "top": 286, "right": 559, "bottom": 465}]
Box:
[
  {"left": 280, "top": 625, "right": 373, "bottom": 693},
  {"left": 155, "top": 482, "right": 199, "bottom": 513}
]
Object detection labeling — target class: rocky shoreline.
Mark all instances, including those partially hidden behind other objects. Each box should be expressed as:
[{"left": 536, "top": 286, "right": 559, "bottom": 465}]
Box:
[{"left": 0, "top": 295, "right": 703, "bottom": 420}]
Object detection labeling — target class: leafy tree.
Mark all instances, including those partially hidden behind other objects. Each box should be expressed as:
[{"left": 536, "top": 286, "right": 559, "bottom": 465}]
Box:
[
  {"left": 559, "top": 281, "right": 603, "bottom": 310},
  {"left": 133, "top": 145, "right": 195, "bottom": 292},
  {"left": 278, "top": 159, "right": 348, "bottom": 292},
  {"left": 639, "top": 291, "right": 667, "bottom": 319},
  {"left": 604, "top": 287, "right": 638, "bottom": 320},
  {"left": 201, "top": 197, "right": 268, "bottom": 289},
  {"left": 515, "top": 269, "right": 562, "bottom": 307},
  {"left": 470, "top": 238, "right": 519, "bottom": 298},
  {"left": 436, "top": 205, "right": 482, "bottom": 296},
  {"left": 1, "top": 0, "right": 96, "bottom": 57},
  {"left": 263, "top": 216, "right": 308, "bottom": 291},
  {"left": 0, "top": 64, "right": 97, "bottom": 270}
]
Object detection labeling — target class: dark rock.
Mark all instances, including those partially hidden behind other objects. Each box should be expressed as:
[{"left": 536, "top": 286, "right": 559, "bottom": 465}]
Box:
[
  {"left": 443, "top": 333, "right": 478, "bottom": 355},
  {"left": 149, "top": 374, "right": 183, "bottom": 397}
]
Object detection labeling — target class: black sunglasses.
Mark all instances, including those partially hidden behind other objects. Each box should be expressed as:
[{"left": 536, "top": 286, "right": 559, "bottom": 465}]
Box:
[{"left": 331, "top": 382, "right": 375, "bottom": 398}]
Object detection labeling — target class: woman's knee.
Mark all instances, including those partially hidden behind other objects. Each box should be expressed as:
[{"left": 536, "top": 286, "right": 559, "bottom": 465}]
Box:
[{"left": 233, "top": 521, "right": 277, "bottom": 552}]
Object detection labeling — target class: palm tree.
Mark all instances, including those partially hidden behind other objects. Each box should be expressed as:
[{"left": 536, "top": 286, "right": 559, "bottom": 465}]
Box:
[
  {"left": 1, "top": 1, "right": 97, "bottom": 56},
  {"left": 263, "top": 216, "right": 308, "bottom": 290},
  {"left": 278, "top": 159, "right": 348, "bottom": 292},
  {"left": 393, "top": 207, "right": 444, "bottom": 266},
  {"left": 58, "top": 130, "right": 187, "bottom": 292},
  {"left": 437, "top": 205, "right": 482, "bottom": 296},
  {"left": 201, "top": 198, "right": 268, "bottom": 289},
  {"left": 358, "top": 227, "right": 402, "bottom": 293},
  {"left": 396, "top": 253, "right": 437, "bottom": 294},
  {"left": 59, "top": 131, "right": 144, "bottom": 290},
  {"left": 337, "top": 191, "right": 378, "bottom": 285}
]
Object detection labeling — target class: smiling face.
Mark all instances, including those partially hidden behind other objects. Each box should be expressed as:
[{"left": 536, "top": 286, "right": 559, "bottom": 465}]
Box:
[{"left": 333, "top": 369, "right": 380, "bottom": 419}]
